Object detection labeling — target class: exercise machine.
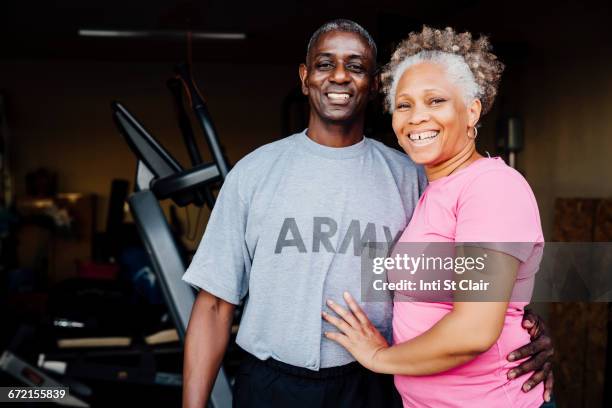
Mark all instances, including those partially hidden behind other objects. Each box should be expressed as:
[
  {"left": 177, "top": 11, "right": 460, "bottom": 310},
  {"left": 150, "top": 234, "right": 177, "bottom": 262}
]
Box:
[{"left": 112, "top": 62, "right": 233, "bottom": 408}]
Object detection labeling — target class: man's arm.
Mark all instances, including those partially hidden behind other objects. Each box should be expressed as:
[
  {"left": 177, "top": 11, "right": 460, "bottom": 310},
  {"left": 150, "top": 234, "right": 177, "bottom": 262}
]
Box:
[{"left": 183, "top": 290, "right": 235, "bottom": 408}]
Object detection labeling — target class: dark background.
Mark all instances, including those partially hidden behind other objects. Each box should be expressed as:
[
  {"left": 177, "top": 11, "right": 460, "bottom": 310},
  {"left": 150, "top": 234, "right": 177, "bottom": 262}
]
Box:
[{"left": 0, "top": 1, "right": 611, "bottom": 407}]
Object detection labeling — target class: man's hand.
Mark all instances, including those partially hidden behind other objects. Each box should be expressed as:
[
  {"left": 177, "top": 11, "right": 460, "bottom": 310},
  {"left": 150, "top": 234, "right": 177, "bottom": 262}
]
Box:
[
  {"left": 322, "top": 292, "right": 389, "bottom": 372},
  {"left": 507, "top": 308, "right": 554, "bottom": 403}
]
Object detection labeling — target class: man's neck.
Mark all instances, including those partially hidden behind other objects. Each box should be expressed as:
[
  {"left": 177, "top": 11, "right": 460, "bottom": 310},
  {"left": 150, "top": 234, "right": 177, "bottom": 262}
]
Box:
[{"left": 306, "top": 116, "right": 365, "bottom": 147}]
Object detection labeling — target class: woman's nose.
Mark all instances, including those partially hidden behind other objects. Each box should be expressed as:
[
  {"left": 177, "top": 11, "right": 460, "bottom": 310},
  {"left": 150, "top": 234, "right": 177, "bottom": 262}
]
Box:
[{"left": 409, "top": 106, "right": 430, "bottom": 124}]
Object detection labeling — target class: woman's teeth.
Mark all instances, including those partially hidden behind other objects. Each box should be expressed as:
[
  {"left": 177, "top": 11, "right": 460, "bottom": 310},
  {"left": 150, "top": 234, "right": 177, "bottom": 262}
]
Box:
[{"left": 409, "top": 131, "right": 439, "bottom": 146}]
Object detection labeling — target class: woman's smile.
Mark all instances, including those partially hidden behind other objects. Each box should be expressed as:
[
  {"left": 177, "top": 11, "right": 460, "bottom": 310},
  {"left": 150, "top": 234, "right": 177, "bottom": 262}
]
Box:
[{"left": 408, "top": 130, "right": 440, "bottom": 147}]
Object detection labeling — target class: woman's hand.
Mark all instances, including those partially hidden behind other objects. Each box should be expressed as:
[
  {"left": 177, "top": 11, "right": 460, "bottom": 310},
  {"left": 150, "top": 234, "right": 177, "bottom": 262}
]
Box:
[{"left": 322, "top": 292, "right": 389, "bottom": 372}]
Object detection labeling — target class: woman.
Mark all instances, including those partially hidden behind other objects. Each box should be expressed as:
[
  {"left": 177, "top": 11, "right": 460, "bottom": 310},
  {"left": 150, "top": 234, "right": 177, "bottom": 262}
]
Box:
[{"left": 322, "top": 26, "right": 545, "bottom": 407}]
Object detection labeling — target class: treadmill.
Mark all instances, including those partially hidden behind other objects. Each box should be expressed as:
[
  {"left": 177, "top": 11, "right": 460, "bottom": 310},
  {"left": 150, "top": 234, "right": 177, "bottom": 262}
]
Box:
[{"left": 111, "top": 63, "right": 232, "bottom": 408}]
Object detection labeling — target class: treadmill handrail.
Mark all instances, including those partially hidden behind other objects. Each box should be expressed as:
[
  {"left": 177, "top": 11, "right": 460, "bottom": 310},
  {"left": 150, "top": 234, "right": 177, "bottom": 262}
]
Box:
[
  {"left": 175, "top": 63, "right": 230, "bottom": 179},
  {"left": 113, "top": 101, "right": 214, "bottom": 207},
  {"left": 151, "top": 162, "right": 220, "bottom": 201},
  {"left": 112, "top": 101, "right": 183, "bottom": 179}
]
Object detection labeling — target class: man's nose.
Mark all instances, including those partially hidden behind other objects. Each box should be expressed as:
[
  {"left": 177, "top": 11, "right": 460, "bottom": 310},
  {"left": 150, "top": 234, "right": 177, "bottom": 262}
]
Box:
[{"left": 330, "top": 64, "right": 350, "bottom": 83}]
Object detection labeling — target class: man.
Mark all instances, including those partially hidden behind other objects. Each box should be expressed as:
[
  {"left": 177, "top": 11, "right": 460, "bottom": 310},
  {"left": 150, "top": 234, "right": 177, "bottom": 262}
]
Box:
[{"left": 182, "top": 19, "right": 554, "bottom": 408}]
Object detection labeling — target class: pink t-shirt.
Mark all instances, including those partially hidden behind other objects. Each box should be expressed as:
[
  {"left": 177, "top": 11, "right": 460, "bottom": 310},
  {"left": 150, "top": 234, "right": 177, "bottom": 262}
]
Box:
[{"left": 393, "top": 157, "right": 545, "bottom": 407}]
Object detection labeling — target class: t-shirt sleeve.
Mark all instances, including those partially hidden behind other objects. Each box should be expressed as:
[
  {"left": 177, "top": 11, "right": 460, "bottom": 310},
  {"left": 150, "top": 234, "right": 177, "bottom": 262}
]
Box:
[
  {"left": 417, "top": 164, "right": 428, "bottom": 197},
  {"left": 182, "top": 167, "right": 250, "bottom": 305},
  {"left": 455, "top": 169, "right": 542, "bottom": 262}
]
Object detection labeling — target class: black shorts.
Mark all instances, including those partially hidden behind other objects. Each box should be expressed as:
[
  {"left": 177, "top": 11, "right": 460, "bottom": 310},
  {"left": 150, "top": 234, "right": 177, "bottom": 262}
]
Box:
[{"left": 233, "top": 352, "right": 402, "bottom": 408}]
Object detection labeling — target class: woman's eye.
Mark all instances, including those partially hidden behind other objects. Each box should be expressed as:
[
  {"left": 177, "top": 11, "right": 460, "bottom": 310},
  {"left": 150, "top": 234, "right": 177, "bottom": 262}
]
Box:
[
  {"left": 430, "top": 98, "right": 446, "bottom": 105},
  {"left": 396, "top": 103, "right": 411, "bottom": 110}
]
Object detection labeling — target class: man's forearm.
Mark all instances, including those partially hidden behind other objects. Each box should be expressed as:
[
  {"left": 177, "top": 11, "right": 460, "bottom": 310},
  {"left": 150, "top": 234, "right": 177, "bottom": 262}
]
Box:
[{"left": 183, "top": 290, "right": 235, "bottom": 408}]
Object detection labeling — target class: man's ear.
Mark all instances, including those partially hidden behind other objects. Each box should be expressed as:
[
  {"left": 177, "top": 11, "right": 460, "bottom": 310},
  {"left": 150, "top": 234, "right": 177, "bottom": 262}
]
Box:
[
  {"left": 299, "top": 63, "right": 309, "bottom": 96},
  {"left": 468, "top": 99, "right": 482, "bottom": 128}
]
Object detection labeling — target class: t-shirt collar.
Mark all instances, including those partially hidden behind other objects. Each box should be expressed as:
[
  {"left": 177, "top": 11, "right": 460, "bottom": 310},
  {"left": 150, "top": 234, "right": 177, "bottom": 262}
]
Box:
[{"left": 296, "top": 128, "right": 368, "bottom": 159}]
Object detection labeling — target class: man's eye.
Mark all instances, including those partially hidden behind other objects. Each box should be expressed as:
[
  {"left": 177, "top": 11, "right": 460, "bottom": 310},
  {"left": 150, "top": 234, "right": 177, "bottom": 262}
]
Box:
[
  {"left": 317, "top": 62, "right": 333, "bottom": 70},
  {"left": 347, "top": 64, "right": 365, "bottom": 73}
]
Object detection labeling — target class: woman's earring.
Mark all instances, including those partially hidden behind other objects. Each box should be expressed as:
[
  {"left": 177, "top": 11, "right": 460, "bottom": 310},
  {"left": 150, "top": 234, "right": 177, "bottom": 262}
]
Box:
[{"left": 468, "top": 127, "right": 478, "bottom": 140}]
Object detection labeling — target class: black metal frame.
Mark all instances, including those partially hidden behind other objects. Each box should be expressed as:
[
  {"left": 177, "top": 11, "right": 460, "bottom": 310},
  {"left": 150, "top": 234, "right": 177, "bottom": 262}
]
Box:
[{"left": 111, "top": 64, "right": 233, "bottom": 407}]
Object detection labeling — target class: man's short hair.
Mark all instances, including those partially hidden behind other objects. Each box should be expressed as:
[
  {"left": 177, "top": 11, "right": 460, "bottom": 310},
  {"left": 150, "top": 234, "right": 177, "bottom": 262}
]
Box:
[{"left": 306, "top": 19, "right": 377, "bottom": 62}]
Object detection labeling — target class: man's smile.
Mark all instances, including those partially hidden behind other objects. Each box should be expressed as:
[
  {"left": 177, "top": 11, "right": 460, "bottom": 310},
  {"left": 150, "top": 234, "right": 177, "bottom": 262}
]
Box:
[{"left": 325, "top": 91, "right": 352, "bottom": 106}]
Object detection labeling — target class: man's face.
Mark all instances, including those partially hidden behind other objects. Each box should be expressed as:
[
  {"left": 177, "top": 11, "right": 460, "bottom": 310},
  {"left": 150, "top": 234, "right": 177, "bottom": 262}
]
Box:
[{"left": 299, "top": 31, "right": 377, "bottom": 124}]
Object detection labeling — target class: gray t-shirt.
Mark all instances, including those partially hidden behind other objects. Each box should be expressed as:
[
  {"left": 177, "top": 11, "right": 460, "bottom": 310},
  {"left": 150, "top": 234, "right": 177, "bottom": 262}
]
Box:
[{"left": 183, "top": 130, "right": 426, "bottom": 370}]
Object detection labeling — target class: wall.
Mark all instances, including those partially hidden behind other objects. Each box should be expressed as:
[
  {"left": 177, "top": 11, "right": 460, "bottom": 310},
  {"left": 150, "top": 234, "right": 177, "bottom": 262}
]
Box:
[
  {"left": 3, "top": 34, "right": 612, "bottom": 257},
  {"left": 518, "top": 54, "right": 612, "bottom": 239},
  {"left": 1, "top": 59, "right": 299, "bottom": 251}
]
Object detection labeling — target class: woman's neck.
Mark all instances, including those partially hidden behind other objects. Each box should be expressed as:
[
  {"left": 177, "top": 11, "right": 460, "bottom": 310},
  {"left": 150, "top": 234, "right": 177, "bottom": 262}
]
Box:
[{"left": 425, "top": 141, "right": 482, "bottom": 181}]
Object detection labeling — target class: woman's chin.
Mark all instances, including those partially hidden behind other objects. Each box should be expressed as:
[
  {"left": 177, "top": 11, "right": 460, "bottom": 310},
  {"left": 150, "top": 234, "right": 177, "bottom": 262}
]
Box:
[{"left": 404, "top": 147, "right": 441, "bottom": 166}]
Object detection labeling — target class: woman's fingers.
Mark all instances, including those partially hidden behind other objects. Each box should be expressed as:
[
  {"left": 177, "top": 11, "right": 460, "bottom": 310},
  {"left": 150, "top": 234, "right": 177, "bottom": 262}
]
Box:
[
  {"left": 326, "top": 299, "right": 360, "bottom": 328},
  {"left": 324, "top": 331, "right": 351, "bottom": 349},
  {"left": 343, "top": 292, "right": 370, "bottom": 326},
  {"left": 322, "top": 310, "right": 353, "bottom": 334}
]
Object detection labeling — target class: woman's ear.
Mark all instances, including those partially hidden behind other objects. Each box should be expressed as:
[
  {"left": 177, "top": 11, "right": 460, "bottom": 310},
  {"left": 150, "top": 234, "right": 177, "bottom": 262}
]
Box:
[
  {"left": 468, "top": 99, "right": 482, "bottom": 128},
  {"left": 299, "top": 63, "right": 309, "bottom": 96}
]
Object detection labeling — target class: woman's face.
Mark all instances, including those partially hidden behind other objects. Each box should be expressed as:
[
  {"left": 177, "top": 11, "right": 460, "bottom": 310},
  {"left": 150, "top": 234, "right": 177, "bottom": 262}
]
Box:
[{"left": 391, "top": 61, "right": 481, "bottom": 166}]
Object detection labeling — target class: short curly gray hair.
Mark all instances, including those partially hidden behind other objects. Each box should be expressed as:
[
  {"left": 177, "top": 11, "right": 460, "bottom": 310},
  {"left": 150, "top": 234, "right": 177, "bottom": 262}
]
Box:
[{"left": 382, "top": 26, "right": 504, "bottom": 114}]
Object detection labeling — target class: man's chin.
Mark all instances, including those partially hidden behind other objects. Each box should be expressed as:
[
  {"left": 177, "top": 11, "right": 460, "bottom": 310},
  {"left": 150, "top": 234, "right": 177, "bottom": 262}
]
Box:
[{"left": 321, "top": 110, "right": 358, "bottom": 124}]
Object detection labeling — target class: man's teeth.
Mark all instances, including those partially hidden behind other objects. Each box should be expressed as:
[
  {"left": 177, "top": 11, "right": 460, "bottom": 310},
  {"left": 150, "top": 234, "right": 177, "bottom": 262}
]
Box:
[
  {"left": 327, "top": 93, "right": 350, "bottom": 101},
  {"left": 409, "top": 131, "right": 439, "bottom": 146}
]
